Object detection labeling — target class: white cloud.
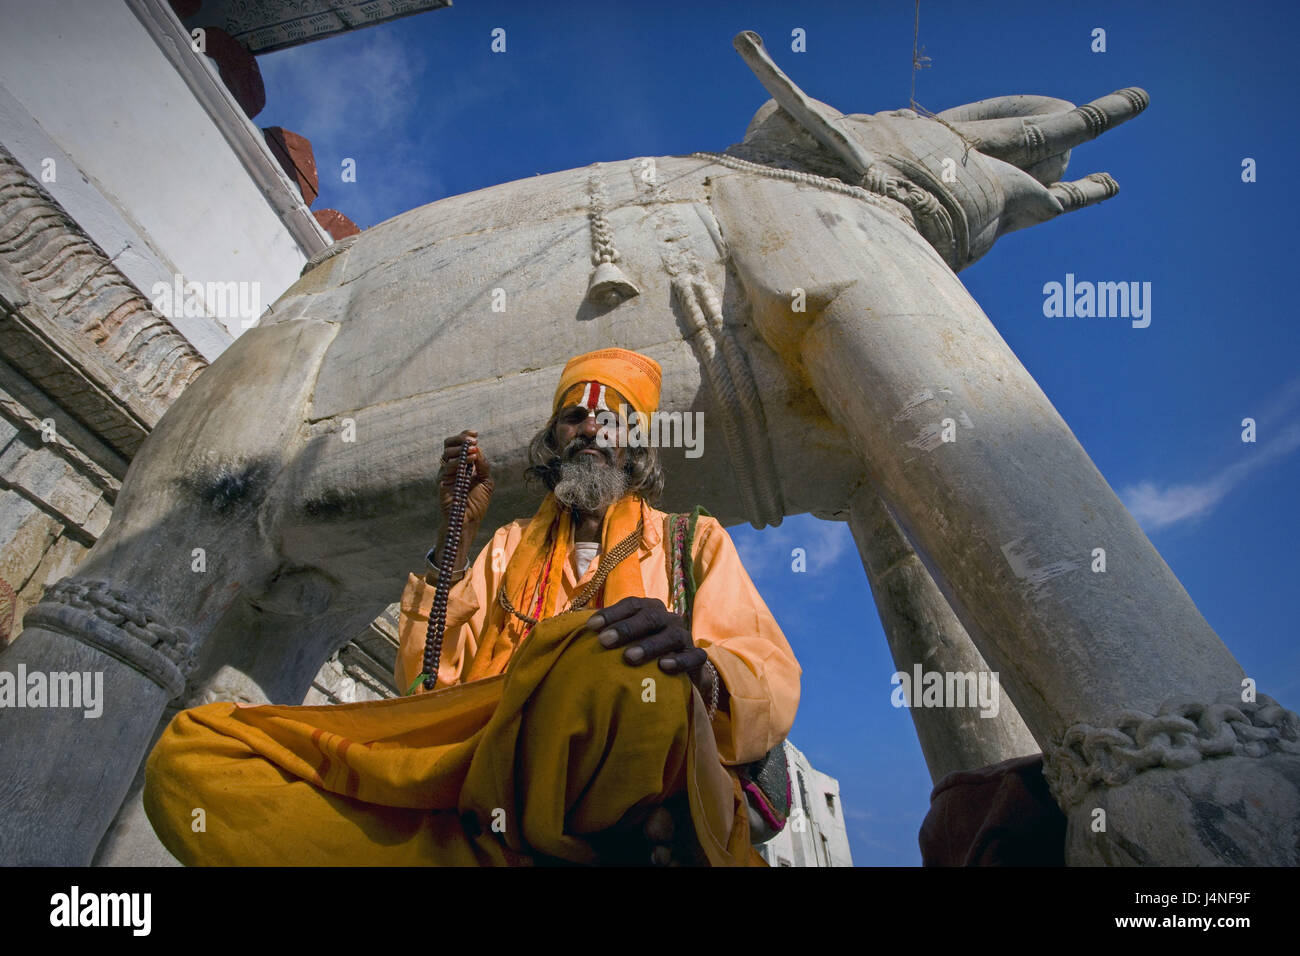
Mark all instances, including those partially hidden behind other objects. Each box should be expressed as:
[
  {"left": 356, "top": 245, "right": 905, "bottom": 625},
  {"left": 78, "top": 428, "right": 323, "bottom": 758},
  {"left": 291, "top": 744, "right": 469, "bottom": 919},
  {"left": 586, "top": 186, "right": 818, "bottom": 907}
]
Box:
[
  {"left": 1123, "top": 478, "right": 1227, "bottom": 529},
  {"left": 1121, "top": 378, "right": 1300, "bottom": 531},
  {"left": 259, "top": 30, "right": 418, "bottom": 141},
  {"left": 257, "top": 29, "right": 447, "bottom": 225},
  {"left": 733, "top": 514, "right": 853, "bottom": 580}
]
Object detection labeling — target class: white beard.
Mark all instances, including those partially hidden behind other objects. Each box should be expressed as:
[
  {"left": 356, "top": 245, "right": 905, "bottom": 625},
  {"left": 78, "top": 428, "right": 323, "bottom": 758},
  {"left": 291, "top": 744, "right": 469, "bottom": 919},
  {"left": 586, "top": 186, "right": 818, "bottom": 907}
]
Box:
[{"left": 553, "top": 453, "right": 629, "bottom": 514}]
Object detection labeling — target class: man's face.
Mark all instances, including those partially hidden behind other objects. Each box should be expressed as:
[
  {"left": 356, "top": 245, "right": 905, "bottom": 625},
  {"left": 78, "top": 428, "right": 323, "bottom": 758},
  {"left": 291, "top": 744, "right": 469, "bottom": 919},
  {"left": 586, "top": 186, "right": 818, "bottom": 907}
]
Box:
[
  {"left": 549, "top": 384, "right": 633, "bottom": 513},
  {"left": 554, "top": 404, "right": 627, "bottom": 469},
  {"left": 553, "top": 382, "right": 630, "bottom": 470}
]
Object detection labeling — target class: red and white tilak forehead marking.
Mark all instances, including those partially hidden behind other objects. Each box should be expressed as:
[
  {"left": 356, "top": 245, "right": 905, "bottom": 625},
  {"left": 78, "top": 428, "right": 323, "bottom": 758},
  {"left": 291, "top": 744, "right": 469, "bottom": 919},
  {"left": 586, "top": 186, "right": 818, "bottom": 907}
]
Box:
[
  {"left": 562, "top": 381, "right": 626, "bottom": 413},
  {"left": 579, "top": 381, "right": 607, "bottom": 411}
]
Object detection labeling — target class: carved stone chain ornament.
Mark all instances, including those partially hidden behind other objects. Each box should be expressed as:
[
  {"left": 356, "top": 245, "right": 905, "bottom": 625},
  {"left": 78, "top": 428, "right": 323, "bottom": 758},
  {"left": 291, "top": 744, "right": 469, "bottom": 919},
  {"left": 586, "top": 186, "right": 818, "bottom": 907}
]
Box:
[
  {"left": 584, "top": 165, "right": 640, "bottom": 305},
  {"left": 1042, "top": 694, "right": 1300, "bottom": 809},
  {"left": 690, "top": 151, "right": 913, "bottom": 221},
  {"left": 23, "top": 578, "right": 196, "bottom": 698}
]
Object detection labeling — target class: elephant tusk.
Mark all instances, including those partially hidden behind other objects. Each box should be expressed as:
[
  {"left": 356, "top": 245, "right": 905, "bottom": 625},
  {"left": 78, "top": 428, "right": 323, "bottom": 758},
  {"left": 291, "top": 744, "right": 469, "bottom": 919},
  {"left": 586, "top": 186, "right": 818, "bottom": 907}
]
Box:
[{"left": 732, "top": 30, "right": 876, "bottom": 180}]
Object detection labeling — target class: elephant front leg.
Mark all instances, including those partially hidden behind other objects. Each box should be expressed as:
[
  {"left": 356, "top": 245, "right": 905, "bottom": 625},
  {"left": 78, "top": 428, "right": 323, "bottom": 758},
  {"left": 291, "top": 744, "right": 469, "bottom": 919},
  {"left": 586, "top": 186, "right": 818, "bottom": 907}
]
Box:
[
  {"left": 0, "top": 600, "right": 187, "bottom": 865},
  {"left": 0, "top": 319, "right": 339, "bottom": 865},
  {"left": 711, "top": 173, "right": 1300, "bottom": 865}
]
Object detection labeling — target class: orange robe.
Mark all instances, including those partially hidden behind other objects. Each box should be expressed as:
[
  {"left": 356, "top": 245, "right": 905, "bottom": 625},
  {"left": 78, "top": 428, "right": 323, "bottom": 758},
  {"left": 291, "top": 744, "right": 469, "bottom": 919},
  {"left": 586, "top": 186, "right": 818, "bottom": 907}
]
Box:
[
  {"left": 397, "top": 496, "right": 801, "bottom": 766},
  {"left": 144, "top": 497, "right": 800, "bottom": 865}
]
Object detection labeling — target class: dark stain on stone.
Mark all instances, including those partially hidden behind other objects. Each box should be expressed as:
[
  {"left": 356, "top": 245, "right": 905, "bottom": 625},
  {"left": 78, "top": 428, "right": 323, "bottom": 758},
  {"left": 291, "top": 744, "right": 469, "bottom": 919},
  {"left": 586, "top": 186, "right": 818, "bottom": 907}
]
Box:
[
  {"left": 180, "top": 458, "right": 274, "bottom": 514},
  {"left": 302, "top": 487, "right": 360, "bottom": 521},
  {"left": 1192, "top": 800, "right": 1250, "bottom": 865},
  {"left": 1109, "top": 830, "right": 1154, "bottom": 866},
  {"left": 816, "top": 208, "right": 845, "bottom": 231}
]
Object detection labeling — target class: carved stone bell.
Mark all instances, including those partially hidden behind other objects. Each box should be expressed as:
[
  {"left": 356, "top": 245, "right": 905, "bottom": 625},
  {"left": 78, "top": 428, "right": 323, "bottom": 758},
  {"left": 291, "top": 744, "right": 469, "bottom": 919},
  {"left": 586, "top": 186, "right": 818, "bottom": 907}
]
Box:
[{"left": 586, "top": 260, "right": 640, "bottom": 305}]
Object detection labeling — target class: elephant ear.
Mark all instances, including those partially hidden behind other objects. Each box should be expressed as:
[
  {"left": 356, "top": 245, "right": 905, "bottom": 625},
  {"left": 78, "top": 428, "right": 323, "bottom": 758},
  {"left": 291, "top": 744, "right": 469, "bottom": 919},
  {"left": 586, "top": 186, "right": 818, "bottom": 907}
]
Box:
[
  {"left": 732, "top": 98, "right": 862, "bottom": 184},
  {"left": 938, "top": 94, "right": 1077, "bottom": 186}
]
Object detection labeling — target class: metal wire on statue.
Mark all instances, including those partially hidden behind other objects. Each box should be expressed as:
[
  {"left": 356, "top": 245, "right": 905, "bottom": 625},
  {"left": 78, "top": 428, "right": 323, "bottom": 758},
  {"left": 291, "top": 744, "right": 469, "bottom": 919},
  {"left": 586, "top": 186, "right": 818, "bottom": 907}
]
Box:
[{"left": 420, "top": 438, "right": 475, "bottom": 691}]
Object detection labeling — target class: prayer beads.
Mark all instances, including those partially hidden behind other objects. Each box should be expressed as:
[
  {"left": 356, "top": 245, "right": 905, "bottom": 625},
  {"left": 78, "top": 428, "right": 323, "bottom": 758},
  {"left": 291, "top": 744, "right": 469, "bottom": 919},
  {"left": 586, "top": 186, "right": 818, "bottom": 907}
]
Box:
[{"left": 421, "top": 438, "right": 475, "bottom": 690}]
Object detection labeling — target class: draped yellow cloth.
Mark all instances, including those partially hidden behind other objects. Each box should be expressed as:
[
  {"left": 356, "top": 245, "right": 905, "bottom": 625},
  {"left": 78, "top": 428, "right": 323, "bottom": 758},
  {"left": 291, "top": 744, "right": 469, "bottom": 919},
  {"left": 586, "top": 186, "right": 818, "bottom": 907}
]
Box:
[
  {"left": 145, "top": 489, "right": 796, "bottom": 865},
  {"left": 143, "top": 607, "right": 758, "bottom": 866}
]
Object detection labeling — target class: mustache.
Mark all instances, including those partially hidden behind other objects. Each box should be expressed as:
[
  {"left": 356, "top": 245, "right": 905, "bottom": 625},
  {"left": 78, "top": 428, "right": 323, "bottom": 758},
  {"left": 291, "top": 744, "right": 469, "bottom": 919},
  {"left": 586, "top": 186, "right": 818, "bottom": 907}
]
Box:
[{"left": 560, "top": 436, "right": 615, "bottom": 465}]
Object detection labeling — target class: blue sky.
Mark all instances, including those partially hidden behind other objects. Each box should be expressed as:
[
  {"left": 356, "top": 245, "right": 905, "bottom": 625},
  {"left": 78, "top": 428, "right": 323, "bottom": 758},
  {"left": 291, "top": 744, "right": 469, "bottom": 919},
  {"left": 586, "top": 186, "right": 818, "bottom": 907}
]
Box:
[{"left": 257, "top": 0, "right": 1300, "bottom": 865}]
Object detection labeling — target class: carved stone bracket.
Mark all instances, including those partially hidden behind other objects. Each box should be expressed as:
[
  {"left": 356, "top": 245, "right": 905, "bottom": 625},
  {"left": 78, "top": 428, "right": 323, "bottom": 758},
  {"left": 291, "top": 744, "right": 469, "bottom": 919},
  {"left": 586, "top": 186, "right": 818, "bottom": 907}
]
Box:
[
  {"left": 0, "top": 144, "right": 208, "bottom": 460},
  {"left": 22, "top": 578, "right": 196, "bottom": 698},
  {"left": 1042, "top": 694, "right": 1300, "bottom": 810}
]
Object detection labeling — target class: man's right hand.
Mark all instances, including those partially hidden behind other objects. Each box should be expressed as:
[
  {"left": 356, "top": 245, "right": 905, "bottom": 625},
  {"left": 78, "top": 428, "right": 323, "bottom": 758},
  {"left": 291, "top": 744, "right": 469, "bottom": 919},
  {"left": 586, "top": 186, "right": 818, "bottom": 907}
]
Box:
[{"left": 436, "top": 430, "right": 494, "bottom": 567}]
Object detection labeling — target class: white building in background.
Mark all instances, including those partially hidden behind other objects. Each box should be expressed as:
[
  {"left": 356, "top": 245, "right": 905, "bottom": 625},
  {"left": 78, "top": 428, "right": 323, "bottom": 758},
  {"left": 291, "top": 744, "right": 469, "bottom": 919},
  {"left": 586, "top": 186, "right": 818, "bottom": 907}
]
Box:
[
  {"left": 0, "top": 0, "right": 335, "bottom": 354},
  {"left": 757, "top": 741, "right": 853, "bottom": 867}
]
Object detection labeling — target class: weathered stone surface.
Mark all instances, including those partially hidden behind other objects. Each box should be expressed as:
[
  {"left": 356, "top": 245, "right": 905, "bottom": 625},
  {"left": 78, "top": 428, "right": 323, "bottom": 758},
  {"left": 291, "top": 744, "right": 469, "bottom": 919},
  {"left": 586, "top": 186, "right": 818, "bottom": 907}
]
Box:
[
  {"left": 18, "top": 534, "right": 84, "bottom": 613},
  {"left": 0, "top": 488, "right": 45, "bottom": 562},
  {"left": 848, "top": 483, "right": 1039, "bottom": 782},
  {"left": 2, "top": 447, "right": 102, "bottom": 535},
  {"left": 82, "top": 496, "right": 112, "bottom": 539},
  {"left": 1065, "top": 750, "right": 1300, "bottom": 866},
  {"left": 0, "top": 145, "right": 207, "bottom": 461},
  {"left": 0, "top": 489, "right": 60, "bottom": 629}
]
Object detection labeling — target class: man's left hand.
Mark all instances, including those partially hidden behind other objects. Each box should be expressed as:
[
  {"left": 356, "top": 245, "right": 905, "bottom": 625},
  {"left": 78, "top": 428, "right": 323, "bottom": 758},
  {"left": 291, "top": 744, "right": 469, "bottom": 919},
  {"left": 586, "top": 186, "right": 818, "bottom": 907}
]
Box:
[{"left": 586, "top": 597, "right": 712, "bottom": 695}]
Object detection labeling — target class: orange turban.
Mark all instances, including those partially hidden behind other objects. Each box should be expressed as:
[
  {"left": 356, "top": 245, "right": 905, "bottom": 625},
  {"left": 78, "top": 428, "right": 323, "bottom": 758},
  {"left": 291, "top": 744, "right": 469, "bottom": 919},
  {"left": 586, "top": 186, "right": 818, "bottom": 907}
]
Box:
[{"left": 553, "top": 348, "right": 662, "bottom": 422}]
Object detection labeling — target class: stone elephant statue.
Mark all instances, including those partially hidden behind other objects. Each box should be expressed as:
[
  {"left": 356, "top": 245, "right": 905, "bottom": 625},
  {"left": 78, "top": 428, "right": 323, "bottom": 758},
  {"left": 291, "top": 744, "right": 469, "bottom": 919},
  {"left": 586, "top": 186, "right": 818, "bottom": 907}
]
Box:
[{"left": 3, "top": 32, "right": 1297, "bottom": 867}]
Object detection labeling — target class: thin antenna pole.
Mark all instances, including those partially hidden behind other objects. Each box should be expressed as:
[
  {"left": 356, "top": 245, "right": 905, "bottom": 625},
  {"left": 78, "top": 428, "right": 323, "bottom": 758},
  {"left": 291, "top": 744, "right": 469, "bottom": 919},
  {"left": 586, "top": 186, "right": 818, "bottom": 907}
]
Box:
[{"left": 911, "top": 0, "right": 921, "bottom": 108}]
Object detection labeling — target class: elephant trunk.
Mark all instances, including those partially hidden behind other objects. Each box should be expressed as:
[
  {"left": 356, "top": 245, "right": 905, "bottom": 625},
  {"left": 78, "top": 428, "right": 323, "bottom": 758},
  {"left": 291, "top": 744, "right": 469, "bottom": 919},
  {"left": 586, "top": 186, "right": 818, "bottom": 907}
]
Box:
[{"left": 948, "top": 88, "right": 1150, "bottom": 169}]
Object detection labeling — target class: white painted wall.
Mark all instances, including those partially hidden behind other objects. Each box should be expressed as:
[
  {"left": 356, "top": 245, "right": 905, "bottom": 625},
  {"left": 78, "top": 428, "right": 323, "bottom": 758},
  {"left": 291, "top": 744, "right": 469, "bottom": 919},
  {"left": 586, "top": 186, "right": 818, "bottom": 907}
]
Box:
[
  {"left": 0, "top": 0, "right": 324, "bottom": 353},
  {"left": 756, "top": 741, "right": 855, "bottom": 867}
]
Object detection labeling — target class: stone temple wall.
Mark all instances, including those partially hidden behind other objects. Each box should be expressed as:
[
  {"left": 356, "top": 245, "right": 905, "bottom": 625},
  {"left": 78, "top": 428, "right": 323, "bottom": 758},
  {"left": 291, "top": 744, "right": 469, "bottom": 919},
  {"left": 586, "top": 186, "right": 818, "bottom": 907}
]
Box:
[{"left": 0, "top": 366, "right": 118, "bottom": 645}]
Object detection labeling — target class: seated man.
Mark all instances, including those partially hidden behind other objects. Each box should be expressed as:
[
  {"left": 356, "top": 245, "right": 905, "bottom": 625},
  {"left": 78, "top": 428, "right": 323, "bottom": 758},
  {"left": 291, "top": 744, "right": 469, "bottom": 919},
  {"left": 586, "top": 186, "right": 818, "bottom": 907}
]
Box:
[{"left": 144, "top": 347, "right": 800, "bottom": 866}]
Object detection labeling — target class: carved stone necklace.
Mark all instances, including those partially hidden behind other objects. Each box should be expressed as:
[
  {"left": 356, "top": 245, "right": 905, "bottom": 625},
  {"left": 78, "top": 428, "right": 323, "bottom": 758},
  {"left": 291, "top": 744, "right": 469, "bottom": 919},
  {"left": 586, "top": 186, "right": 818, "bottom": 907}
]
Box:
[{"left": 498, "top": 517, "right": 645, "bottom": 627}]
